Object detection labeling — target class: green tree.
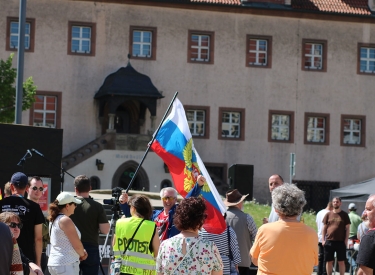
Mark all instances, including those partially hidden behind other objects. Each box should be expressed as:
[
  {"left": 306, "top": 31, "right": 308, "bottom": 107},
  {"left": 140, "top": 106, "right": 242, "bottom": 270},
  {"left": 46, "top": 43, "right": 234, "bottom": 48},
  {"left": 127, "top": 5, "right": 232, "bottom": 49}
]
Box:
[{"left": 0, "top": 53, "right": 37, "bottom": 123}]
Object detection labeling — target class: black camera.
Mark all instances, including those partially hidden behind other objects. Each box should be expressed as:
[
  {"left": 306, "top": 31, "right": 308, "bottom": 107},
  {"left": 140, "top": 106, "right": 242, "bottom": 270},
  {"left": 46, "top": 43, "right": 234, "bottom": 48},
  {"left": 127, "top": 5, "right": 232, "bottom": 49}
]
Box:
[{"left": 103, "top": 187, "right": 124, "bottom": 205}]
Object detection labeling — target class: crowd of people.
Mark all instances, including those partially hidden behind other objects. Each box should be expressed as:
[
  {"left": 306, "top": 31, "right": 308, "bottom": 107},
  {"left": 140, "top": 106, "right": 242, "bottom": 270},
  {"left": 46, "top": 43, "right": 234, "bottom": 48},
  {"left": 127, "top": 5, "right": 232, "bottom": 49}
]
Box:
[
  {"left": 0, "top": 172, "right": 110, "bottom": 275},
  {"left": 1, "top": 171, "right": 375, "bottom": 275}
]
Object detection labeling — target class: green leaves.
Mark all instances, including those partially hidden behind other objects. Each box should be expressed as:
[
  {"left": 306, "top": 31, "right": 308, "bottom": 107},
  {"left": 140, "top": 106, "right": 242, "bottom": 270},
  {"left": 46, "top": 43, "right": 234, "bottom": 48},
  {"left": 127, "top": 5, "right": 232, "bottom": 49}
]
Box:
[{"left": 0, "top": 53, "right": 37, "bottom": 123}]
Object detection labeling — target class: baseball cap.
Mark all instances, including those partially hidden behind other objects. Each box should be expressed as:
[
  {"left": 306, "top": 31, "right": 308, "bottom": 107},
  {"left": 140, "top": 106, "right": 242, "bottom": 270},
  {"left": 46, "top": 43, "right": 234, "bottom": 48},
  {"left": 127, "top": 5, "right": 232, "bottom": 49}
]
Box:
[
  {"left": 56, "top": 192, "right": 82, "bottom": 205},
  {"left": 10, "top": 172, "right": 28, "bottom": 188},
  {"left": 348, "top": 203, "right": 356, "bottom": 210}
]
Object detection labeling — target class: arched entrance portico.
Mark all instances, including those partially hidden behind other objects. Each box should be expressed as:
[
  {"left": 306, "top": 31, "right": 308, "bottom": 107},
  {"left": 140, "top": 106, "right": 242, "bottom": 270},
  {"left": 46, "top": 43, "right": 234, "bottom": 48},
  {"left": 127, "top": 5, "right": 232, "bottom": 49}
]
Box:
[
  {"left": 112, "top": 160, "right": 150, "bottom": 191},
  {"left": 94, "top": 61, "right": 163, "bottom": 134}
]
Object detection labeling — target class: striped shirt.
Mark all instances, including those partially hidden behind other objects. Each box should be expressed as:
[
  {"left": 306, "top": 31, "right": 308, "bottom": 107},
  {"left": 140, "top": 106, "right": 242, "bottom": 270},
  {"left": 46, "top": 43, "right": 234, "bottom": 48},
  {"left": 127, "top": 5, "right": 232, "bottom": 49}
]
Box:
[
  {"left": 246, "top": 214, "right": 258, "bottom": 242},
  {"left": 199, "top": 227, "right": 241, "bottom": 275}
]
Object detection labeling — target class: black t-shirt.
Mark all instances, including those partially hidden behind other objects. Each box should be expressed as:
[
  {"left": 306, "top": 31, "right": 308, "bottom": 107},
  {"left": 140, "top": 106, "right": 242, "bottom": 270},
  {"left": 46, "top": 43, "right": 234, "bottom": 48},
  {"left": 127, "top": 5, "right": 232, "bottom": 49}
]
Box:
[
  {"left": 70, "top": 196, "right": 108, "bottom": 246},
  {"left": 356, "top": 228, "right": 375, "bottom": 270},
  {"left": 0, "top": 195, "right": 45, "bottom": 262}
]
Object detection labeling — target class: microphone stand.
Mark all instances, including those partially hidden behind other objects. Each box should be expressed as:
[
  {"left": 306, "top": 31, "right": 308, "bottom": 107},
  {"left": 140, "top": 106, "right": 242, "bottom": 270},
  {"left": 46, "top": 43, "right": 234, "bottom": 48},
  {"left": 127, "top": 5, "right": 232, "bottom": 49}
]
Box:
[
  {"left": 17, "top": 151, "right": 30, "bottom": 172},
  {"left": 32, "top": 149, "right": 75, "bottom": 192}
]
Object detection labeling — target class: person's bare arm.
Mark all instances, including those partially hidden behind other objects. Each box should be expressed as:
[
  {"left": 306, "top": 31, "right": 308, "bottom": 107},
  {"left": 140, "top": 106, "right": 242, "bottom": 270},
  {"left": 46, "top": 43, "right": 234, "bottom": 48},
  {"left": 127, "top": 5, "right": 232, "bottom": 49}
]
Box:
[
  {"left": 59, "top": 216, "right": 87, "bottom": 259},
  {"left": 99, "top": 222, "right": 110, "bottom": 235},
  {"left": 29, "top": 262, "right": 44, "bottom": 275},
  {"left": 357, "top": 266, "right": 373, "bottom": 275},
  {"left": 151, "top": 229, "right": 160, "bottom": 258},
  {"left": 212, "top": 271, "right": 223, "bottom": 275},
  {"left": 322, "top": 224, "right": 328, "bottom": 246},
  {"left": 34, "top": 224, "right": 42, "bottom": 267},
  {"left": 345, "top": 224, "right": 350, "bottom": 247}
]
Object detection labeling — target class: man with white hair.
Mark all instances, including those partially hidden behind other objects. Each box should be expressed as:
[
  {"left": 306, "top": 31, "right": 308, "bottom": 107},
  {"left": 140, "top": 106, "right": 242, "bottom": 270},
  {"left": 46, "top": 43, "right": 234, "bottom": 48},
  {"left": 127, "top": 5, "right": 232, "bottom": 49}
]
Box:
[{"left": 356, "top": 194, "right": 375, "bottom": 275}]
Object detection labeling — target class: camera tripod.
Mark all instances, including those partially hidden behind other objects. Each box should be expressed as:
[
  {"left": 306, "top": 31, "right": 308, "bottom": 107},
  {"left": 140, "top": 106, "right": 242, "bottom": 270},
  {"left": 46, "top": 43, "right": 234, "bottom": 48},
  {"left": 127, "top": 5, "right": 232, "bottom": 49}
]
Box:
[{"left": 100, "top": 203, "right": 122, "bottom": 275}]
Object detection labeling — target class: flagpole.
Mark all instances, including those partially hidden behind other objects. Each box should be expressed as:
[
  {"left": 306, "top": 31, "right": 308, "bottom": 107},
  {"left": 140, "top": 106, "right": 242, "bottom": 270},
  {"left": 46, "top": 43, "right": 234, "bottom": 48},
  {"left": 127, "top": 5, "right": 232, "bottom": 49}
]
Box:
[{"left": 125, "top": 91, "right": 179, "bottom": 193}]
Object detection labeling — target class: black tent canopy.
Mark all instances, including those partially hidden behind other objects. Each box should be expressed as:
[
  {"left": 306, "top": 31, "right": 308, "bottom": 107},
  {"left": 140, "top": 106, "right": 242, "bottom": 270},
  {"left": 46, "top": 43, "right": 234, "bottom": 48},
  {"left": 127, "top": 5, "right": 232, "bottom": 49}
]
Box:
[{"left": 329, "top": 177, "right": 375, "bottom": 213}]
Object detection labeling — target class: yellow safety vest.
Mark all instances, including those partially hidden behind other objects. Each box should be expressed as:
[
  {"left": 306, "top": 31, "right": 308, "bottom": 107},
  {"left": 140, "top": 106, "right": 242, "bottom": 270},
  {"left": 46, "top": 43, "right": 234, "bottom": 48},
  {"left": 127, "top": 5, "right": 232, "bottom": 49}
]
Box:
[{"left": 113, "top": 217, "right": 156, "bottom": 275}]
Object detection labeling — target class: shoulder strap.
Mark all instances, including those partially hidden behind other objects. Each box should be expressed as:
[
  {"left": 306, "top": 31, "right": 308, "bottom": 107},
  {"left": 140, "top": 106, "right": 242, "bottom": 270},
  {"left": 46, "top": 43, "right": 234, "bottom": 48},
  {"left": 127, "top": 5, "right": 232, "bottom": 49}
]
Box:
[
  {"left": 227, "top": 226, "right": 233, "bottom": 260},
  {"left": 122, "top": 219, "right": 145, "bottom": 255}
]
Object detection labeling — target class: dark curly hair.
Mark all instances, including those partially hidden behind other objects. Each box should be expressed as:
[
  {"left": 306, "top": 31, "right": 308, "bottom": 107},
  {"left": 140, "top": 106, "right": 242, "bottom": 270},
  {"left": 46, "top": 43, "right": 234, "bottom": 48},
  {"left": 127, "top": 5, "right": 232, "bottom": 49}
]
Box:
[{"left": 173, "top": 197, "right": 206, "bottom": 231}]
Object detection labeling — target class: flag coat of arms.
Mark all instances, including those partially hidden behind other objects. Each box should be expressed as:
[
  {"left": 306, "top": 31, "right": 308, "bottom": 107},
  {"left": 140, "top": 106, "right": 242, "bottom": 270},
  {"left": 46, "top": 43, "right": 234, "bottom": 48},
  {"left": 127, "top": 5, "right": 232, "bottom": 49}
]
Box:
[{"left": 151, "top": 98, "right": 226, "bottom": 234}]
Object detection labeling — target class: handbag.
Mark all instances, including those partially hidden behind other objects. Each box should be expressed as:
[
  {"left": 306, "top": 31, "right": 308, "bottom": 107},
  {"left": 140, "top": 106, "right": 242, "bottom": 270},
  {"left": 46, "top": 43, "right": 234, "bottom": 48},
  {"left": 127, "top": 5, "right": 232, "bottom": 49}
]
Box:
[
  {"left": 227, "top": 226, "right": 239, "bottom": 275},
  {"left": 110, "top": 219, "right": 145, "bottom": 275}
]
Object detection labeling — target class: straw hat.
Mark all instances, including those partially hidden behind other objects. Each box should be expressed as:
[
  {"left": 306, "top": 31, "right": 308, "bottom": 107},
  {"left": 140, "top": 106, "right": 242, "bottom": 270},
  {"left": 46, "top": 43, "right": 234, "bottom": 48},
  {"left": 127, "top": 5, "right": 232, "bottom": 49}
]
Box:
[{"left": 224, "top": 189, "right": 249, "bottom": 206}]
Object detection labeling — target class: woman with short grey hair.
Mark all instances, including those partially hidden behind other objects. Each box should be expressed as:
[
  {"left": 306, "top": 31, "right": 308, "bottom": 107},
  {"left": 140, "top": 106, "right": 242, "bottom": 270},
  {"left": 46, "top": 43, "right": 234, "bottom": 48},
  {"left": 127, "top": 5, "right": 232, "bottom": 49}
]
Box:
[
  {"left": 272, "top": 182, "right": 306, "bottom": 217},
  {"left": 250, "top": 183, "right": 318, "bottom": 275}
]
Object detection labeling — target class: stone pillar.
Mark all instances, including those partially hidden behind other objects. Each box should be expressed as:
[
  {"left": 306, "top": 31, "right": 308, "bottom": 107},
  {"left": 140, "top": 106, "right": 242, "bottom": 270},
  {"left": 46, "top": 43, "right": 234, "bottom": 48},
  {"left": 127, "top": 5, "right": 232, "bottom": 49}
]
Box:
[
  {"left": 150, "top": 116, "right": 156, "bottom": 133},
  {"left": 107, "top": 113, "right": 116, "bottom": 133}
]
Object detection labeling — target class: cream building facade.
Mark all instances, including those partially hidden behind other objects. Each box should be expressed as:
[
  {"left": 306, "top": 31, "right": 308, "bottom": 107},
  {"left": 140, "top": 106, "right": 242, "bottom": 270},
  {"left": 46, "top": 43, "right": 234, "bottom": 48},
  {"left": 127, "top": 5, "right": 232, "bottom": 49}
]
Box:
[{"left": 1, "top": 0, "right": 375, "bottom": 207}]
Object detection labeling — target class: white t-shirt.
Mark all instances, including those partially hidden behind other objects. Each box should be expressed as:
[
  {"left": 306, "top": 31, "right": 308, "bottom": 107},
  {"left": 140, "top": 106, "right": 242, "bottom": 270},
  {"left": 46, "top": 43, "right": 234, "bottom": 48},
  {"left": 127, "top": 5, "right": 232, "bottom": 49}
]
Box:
[{"left": 316, "top": 209, "right": 330, "bottom": 243}]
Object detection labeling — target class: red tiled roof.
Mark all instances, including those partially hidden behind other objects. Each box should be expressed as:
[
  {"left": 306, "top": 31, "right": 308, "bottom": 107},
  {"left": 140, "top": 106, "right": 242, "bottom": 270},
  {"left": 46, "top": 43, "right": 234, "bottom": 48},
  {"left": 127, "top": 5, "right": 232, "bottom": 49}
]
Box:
[
  {"left": 191, "top": 0, "right": 241, "bottom": 5},
  {"left": 181, "top": 0, "right": 372, "bottom": 15},
  {"left": 292, "top": 0, "right": 372, "bottom": 15}
]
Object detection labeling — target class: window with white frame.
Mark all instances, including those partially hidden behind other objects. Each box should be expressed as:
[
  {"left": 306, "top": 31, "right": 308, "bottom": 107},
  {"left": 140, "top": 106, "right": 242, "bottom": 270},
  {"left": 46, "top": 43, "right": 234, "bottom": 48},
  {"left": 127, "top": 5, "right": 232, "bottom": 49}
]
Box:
[
  {"left": 219, "top": 108, "right": 244, "bottom": 140},
  {"left": 188, "top": 31, "right": 214, "bottom": 64},
  {"left": 302, "top": 39, "right": 327, "bottom": 72},
  {"left": 191, "top": 34, "right": 210, "bottom": 61},
  {"left": 359, "top": 46, "right": 375, "bottom": 74},
  {"left": 304, "top": 113, "right": 329, "bottom": 145},
  {"left": 68, "top": 22, "right": 95, "bottom": 56},
  {"left": 304, "top": 43, "right": 323, "bottom": 69},
  {"left": 307, "top": 117, "right": 325, "bottom": 143},
  {"left": 9, "top": 21, "right": 31, "bottom": 49},
  {"left": 186, "top": 109, "right": 205, "bottom": 136},
  {"left": 32, "top": 95, "right": 57, "bottom": 128},
  {"left": 343, "top": 118, "right": 361, "bottom": 145},
  {"left": 271, "top": 114, "right": 290, "bottom": 141},
  {"left": 221, "top": 112, "right": 240, "bottom": 138},
  {"left": 129, "top": 26, "right": 156, "bottom": 60},
  {"left": 248, "top": 39, "right": 267, "bottom": 66},
  {"left": 132, "top": 30, "right": 152, "bottom": 57},
  {"left": 246, "top": 35, "right": 272, "bottom": 68},
  {"left": 71, "top": 26, "right": 91, "bottom": 53}
]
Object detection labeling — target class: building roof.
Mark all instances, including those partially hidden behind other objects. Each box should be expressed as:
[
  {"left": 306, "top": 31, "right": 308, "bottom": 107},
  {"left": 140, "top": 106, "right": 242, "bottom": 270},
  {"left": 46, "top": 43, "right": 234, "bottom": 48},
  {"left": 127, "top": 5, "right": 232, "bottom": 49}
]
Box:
[
  {"left": 292, "top": 0, "right": 372, "bottom": 15},
  {"left": 94, "top": 62, "right": 163, "bottom": 99},
  {"left": 170, "top": 0, "right": 373, "bottom": 15}
]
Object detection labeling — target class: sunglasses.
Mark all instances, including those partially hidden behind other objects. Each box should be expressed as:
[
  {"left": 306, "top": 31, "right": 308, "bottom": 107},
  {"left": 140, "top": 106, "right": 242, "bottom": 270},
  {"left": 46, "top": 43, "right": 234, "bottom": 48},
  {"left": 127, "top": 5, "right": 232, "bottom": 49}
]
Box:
[
  {"left": 31, "top": 186, "right": 44, "bottom": 192},
  {"left": 8, "top": 222, "right": 23, "bottom": 229},
  {"left": 162, "top": 196, "right": 176, "bottom": 202}
]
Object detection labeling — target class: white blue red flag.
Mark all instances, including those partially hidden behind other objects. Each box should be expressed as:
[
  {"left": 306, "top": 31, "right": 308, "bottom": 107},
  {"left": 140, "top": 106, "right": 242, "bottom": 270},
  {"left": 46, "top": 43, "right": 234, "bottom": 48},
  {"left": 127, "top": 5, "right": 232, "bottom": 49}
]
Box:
[{"left": 151, "top": 98, "right": 226, "bottom": 234}]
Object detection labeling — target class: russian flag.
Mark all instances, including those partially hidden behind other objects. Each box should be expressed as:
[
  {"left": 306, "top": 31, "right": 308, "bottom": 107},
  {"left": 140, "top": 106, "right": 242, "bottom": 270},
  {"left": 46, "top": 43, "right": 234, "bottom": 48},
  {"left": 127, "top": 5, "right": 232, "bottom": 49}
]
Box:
[{"left": 151, "top": 98, "right": 226, "bottom": 234}]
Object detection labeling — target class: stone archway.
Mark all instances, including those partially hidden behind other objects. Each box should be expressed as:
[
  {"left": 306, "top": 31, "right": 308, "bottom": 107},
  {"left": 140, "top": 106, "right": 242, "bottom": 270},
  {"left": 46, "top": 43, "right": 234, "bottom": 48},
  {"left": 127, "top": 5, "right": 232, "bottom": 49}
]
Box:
[{"left": 112, "top": 160, "right": 150, "bottom": 191}]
